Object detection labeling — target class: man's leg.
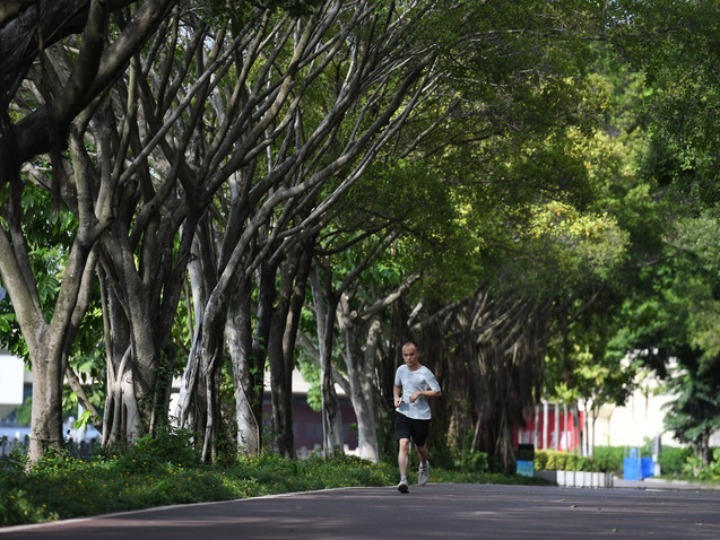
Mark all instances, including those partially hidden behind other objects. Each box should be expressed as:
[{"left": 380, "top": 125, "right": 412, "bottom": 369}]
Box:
[
  {"left": 414, "top": 420, "right": 431, "bottom": 468},
  {"left": 397, "top": 437, "right": 410, "bottom": 493},
  {"left": 416, "top": 444, "right": 429, "bottom": 465},
  {"left": 398, "top": 437, "right": 410, "bottom": 477},
  {"left": 416, "top": 444, "right": 430, "bottom": 486}
]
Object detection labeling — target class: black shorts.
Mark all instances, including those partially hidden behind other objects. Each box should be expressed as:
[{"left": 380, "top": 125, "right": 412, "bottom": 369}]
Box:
[{"left": 395, "top": 411, "right": 430, "bottom": 447}]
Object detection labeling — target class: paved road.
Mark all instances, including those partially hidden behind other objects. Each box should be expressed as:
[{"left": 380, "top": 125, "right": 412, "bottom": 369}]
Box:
[{"left": 2, "top": 483, "right": 720, "bottom": 539}]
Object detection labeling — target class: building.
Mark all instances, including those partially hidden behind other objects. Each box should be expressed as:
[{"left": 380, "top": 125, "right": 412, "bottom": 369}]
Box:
[
  {"left": 516, "top": 368, "right": 682, "bottom": 456},
  {"left": 0, "top": 350, "right": 27, "bottom": 422}
]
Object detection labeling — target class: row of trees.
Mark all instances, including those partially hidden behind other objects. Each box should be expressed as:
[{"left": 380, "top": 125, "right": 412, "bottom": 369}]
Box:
[{"left": 1, "top": 0, "right": 719, "bottom": 470}]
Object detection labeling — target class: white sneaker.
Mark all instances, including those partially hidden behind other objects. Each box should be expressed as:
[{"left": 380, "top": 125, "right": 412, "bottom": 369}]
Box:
[
  {"left": 397, "top": 478, "right": 409, "bottom": 493},
  {"left": 418, "top": 461, "right": 429, "bottom": 486}
]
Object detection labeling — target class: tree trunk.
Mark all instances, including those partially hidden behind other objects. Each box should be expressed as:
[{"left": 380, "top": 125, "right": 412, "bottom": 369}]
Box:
[
  {"left": 28, "top": 339, "right": 64, "bottom": 461},
  {"left": 342, "top": 317, "right": 381, "bottom": 462},
  {"left": 268, "top": 291, "right": 295, "bottom": 458},
  {"left": 310, "top": 266, "right": 345, "bottom": 456},
  {"left": 226, "top": 278, "right": 263, "bottom": 455}
]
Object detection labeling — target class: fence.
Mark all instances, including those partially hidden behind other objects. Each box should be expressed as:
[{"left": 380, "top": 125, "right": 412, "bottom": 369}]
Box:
[{"left": 1, "top": 435, "right": 100, "bottom": 460}]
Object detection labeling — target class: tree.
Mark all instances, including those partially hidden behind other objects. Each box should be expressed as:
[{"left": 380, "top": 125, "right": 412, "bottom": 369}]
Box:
[
  {"left": 0, "top": 0, "right": 183, "bottom": 464},
  {"left": 174, "top": 0, "right": 438, "bottom": 460},
  {"left": 664, "top": 362, "right": 720, "bottom": 466},
  {"left": 605, "top": 0, "right": 720, "bottom": 453}
]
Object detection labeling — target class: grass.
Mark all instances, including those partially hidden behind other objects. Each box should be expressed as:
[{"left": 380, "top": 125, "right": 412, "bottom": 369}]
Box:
[{"left": 0, "top": 444, "right": 545, "bottom": 528}]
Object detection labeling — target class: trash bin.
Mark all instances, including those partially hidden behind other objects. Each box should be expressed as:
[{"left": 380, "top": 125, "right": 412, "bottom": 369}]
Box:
[
  {"left": 623, "top": 448, "right": 641, "bottom": 480},
  {"left": 641, "top": 457, "right": 654, "bottom": 478},
  {"left": 516, "top": 444, "right": 535, "bottom": 478},
  {"left": 623, "top": 448, "right": 655, "bottom": 480}
]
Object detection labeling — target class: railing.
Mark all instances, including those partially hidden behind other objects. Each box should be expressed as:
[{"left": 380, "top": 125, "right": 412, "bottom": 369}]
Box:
[
  {"left": 2, "top": 437, "right": 359, "bottom": 461},
  {"left": 0, "top": 435, "right": 100, "bottom": 460}
]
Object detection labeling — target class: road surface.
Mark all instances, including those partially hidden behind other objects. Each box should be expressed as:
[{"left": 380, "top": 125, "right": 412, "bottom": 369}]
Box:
[{"left": 2, "top": 482, "right": 720, "bottom": 539}]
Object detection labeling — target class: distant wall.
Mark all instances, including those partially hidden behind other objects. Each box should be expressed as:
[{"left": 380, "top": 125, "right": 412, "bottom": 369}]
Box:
[
  {"left": 263, "top": 395, "right": 358, "bottom": 455},
  {"left": 0, "top": 352, "right": 24, "bottom": 419}
]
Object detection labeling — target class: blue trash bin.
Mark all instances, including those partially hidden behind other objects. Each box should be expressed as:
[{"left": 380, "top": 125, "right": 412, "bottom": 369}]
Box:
[
  {"left": 641, "top": 457, "right": 654, "bottom": 478},
  {"left": 623, "top": 448, "right": 641, "bottom": 480},
  {"left": 623, "top": 457, "right": 641, "bottom": 480}
]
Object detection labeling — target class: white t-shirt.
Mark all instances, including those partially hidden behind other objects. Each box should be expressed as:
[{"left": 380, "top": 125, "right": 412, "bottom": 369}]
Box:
[{"left": 394, "top": 364, "right": 441, "bottom": 420}]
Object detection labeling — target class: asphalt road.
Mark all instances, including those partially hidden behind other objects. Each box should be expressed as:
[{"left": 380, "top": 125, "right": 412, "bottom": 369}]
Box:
[{"left": 2, "top": 483, "right": 720, "bottom": 539}]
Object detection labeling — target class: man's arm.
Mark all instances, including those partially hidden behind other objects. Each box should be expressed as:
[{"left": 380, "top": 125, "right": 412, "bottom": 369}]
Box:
[
  {"left": 393, "top": 384, "right": 403, "bottom": 407},
  {"left": 409, "top": 389, "right": 441, "bottom": 402}
]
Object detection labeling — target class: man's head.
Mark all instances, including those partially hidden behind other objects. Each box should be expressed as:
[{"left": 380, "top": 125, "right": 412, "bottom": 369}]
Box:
[{"left": 401, "top": 340, "right": 420, "bottom": 368}]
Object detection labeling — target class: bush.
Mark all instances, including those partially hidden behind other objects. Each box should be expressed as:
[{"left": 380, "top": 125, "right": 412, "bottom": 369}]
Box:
[
  {"left": 534, "top": 449, "right": 611, "bottom": 473},
  {"left": 113, "top": 426, "right": 201, "bottom": 472},
  {"left": 534, "top": 450, "right": 548, "bottom": 470},
  {"left": 658, "top": 446, "right": 693, "bottom": 477},
  {"left": 564, "top": 453, "right": 581, "bottom": 471},
  {"left": 593, "top": 446, "right": 624, "bottom": 475},
  {"left": 0, "top": 451, "right": 55, "bottom": 526},
  {"left": 681, "top": 448, "right": 720, "bottom": 481},
  {"left": 542, "top": 450, "right": 569, "bottom": 471},
  {"left": 462, "top": 451, "right": 490, "bottom": 473}
]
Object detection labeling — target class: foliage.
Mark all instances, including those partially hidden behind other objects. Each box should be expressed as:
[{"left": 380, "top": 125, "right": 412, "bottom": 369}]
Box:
[
  {"left": 454, "top": 451, "right": 490, "bottom": 474},
  {"left": 0, "top": 447, "right": 48, "bottom": 526},
  {"left": 540, "top": 59, "right": 652, "bottom": 416},
  {"left": 109, "top": 426, "right": 202, "bottom": 472},
  {"left": 680, "top": 448, "right": 720, "bottom": 481},
  {"left": 430, "top": 442, "right": 492, "bottom": 475},
  {"left": 0, "top": 185, "right": 76, "bottom": 358},
  {"left": 592, "top": 446, "right": 626, "bottom": 474},
  {"left": 658, "top": 446, "right": 693, "bottom": 477},
  {"left": 535, "top": 449, "right": 612, "bottom": 473},
  {"left": 607, "top": 3, "right": 720, "bottom": 459},
  {"left": 663, "top": 364, "right": 720, "bottom": 454}
]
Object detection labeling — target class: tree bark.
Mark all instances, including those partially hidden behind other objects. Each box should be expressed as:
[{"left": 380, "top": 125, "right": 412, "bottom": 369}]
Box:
[{"left": 226, "top": 277, "right": 263, "bottom": 455}]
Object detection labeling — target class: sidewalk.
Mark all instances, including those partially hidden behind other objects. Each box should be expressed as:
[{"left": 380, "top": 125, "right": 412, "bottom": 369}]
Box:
[{"left": 613, "top": 476, "right": 720, "bottom": 490}]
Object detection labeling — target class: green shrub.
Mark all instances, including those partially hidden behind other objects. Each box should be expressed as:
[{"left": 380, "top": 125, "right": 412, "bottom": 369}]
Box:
[
  {"left": 0, "top": 451, "right": 58, "bottom": 526},
  {"left": 534, "top": 450, "right": 548, "bottom": 470},
  {"left": 452, "top": 450, "right": 489, "bottom": 474},
  {"left": 543, "top": 450, "right": 558, "bottom": 470},
  {"left": 593, "top": 446, "right": 624, "bottom": 474},
  {"left": 538, "top": 450, "right": 570, "bottom": 470},
  {"left": 565, "top": 453, "right": 580, "bottom": 471},
  {"left": 658, "top": 446, "right": 693, "bottom": 476},
  {"left": 534, "top": 449, "right": 612, "bottom": 472},
  {"left": 682, "top": 448, "right": 720, "bottom": 481},
  {"left": 112, "top": 426, "right": 201, "bottom": 473}
]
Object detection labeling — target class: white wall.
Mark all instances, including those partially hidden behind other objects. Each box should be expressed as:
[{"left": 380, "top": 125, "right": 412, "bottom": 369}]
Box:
[
  {"left": 0, "top": 352, "right": 25, "bottom": 419},
  {"left": 586, "top": 370, "right": 679, "bottom": 449}
]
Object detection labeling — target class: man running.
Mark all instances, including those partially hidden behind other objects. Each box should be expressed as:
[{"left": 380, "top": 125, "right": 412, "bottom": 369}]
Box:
[{"left": 393, "top": 340, "right": 442, "bottom": 493}]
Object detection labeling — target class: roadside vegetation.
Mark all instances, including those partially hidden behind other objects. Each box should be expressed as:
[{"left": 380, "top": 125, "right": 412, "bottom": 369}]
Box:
[
  {"left": 532, "top": 444, "right": 720, "bottom": 485},
  {"left": 535, "top": 446, "right": 693, "bottom": 477}
]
